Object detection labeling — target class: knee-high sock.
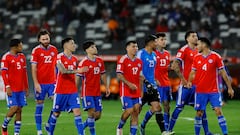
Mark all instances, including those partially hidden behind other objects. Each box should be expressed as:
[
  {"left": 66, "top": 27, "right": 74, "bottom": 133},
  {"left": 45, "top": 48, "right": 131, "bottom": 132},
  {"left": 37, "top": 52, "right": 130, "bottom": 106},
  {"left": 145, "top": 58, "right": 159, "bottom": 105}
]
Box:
[
  {"left": 218, "top": 115, "right": 228, "bottom": 135},
  {"left": 49, "top": 114, "right": 57, "bottom": 134},
  {"left": 155, "top": 112, "right": 165, "bottom": 132},
  {"left": 194, "top": 116, "right": 202, "bottom": 135},
  {"left": 14, "top": 121, "right": 21, "bottom": 134},
  {"left": 2, "top": 117, "right": 12, "bottom": 128},
  {"left": 141, "top": 110, "right": 153, "bottom": 128},
  {"left": 202, "top": 111, "right": 210, "bottom": 134},
  {"left": 130, "top": 125, "right": 138, "bottom": 135},
  {"left": 168, "top": 107, "right": 182, "bottom": 131},
  {"left": 35, "top": 104, "right": 43, "bottom": 131},
  {"left": 75, "top": 115, "right": 84, "bottom": 135},
  {"left": 87, "top": 117, "right": 96, "bottom": 135},
  {"left": 164, "top": 112, "right": 170, "bottom": 131},
  {"left": 117, "top": 119, "right": 126, "bottom": 129}
]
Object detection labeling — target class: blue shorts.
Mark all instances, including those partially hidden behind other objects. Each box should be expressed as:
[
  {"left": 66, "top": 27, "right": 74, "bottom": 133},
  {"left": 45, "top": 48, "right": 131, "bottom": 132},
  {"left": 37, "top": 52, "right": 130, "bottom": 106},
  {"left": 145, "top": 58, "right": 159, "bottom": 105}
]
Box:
[
  {"left": 157, "top": 86, "right": 171, "bottom": 103},
  {"left": 52, "top": 93, "right": 80, "bottom": 112},
  {"left": 195, "top": 92, "right": 222, "bottom": 111},
  {"left": 82, "top": 96, "right": 102, "bottom": 112},
  {"left": 35, "top": 84, "right": 55, "bottom": 100},
  {"left": 175, "top": 85, "right": 195, "bottom": 107},
  {"left": 121, "top": 96, "right": 142, "bottom": 110},
  {"left": 7, "top": 91, "right": 27, "bottom": 107}
]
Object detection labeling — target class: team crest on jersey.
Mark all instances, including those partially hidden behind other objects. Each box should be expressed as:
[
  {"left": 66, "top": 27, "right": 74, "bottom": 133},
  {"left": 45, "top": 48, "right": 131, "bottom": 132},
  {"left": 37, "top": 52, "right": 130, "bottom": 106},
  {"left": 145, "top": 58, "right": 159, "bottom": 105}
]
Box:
[
  {"left": 64, "top": 61, "right": 68, "bottom": 64},
  {"left": 98, "top": 63, "right": 102, "bottom": 67},
  {"left": 11, "top": 60, "right": 15, "bottom": 63},
  {"left": 190, "top": 53, "right": 193, "bottom": 56},
  {"left": 20, "top": 58, "right": 24, "bottom": 62},
  {"left": 40, "top": 53, "right": 44, "bottom": 56},
  {"left": 51, "top": 52, "right": 55, "bottom": 56},
  {"left": 198, "top": 61, "right": 201, "bottom": 64},
  {"left": 208, "top": 59, "right": 213, "bottom": 63},
  {"left": 89, "top": 65, "right": 93, "bottom": 68},
  {"left": 128, "top": 64, "right": 131, "bottom": 67}
]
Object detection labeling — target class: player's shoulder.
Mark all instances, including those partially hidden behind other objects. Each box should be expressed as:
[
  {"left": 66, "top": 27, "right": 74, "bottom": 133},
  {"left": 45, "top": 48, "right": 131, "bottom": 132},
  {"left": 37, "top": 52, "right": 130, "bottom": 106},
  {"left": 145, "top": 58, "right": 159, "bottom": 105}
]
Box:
[
  {"left": 31, "top": 45, "right": 41, "bottom": 52},
  {"left": 72, "top": 54, "right": 78, "bottom": 61},
  {"left": 49, "top": 44, "right": 58, "bottom": 50},
  {"left": 78, "top": 56, "right": 88, "bottom": 65},
  {"left": 211, "top": 51, "right": 221, "bottom": 58},
  {"left": 18, "top": 53, "right": 26, "bottom": 57},
  {"left": 179, "top": 44, "right": 188, "bottom": 52},
  {"left": 57, "top": 52, "right": 64, "bottom": 58},
  {"left": 1, "top": 52, "right": 10, "bottom": 60},
  {"left": 118, "top": 54, "right": 128, "bottom": 63},
  {"left": 95, "top": 56, "right": 104, "bottom": 62}
]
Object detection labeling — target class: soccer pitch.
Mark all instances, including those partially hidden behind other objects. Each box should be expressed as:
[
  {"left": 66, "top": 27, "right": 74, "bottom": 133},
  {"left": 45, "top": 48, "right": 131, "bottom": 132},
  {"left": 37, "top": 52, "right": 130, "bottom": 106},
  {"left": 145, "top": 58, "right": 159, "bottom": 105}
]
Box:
[{"left": 0, "top": 98, "right": 239, "bottom": 135}]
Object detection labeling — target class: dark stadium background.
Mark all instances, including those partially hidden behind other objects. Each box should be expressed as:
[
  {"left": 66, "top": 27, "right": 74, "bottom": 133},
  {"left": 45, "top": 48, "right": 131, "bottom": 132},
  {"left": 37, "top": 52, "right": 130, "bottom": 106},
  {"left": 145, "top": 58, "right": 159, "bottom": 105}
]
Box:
[{"left": 0, "top": 0, "right": 240, "bottom": 99}]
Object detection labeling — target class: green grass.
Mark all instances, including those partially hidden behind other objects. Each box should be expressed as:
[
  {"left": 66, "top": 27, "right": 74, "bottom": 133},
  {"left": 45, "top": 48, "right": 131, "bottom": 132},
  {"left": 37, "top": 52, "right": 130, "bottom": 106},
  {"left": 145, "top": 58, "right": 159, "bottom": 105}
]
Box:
[{"left": 0, "top": 98, "right": 240, "bottom": 135}]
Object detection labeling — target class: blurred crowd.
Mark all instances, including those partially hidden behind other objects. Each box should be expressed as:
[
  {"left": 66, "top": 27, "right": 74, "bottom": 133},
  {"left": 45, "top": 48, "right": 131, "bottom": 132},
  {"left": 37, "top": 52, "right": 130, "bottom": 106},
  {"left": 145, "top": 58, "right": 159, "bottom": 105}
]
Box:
[{"left": 0, "top": 0, "right": 240, "bottom": 49}]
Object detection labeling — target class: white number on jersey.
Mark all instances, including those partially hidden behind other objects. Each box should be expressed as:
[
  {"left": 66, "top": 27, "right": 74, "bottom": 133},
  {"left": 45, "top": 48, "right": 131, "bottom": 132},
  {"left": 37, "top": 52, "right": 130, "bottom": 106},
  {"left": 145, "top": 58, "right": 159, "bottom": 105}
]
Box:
[
  {"left": 44, "top": 56, "right": 52, "bottom": 63},
  {"left": 94, "top": 67, "right": 100, "bottom": 74},
  {"left": 16, "top": 62, "right": 21, "bottom": 69},
  {"left": 149, "top": 60, "right": 154, "bottom": 67},
  {"left": 132, "top": 67, "right": 138, "bottom": 75},
  {"left": 202, "top": 64, "right": 207, "bottom": 71},
  {"left": 160, "top": 59, "right": 166, "bottom": 66}
]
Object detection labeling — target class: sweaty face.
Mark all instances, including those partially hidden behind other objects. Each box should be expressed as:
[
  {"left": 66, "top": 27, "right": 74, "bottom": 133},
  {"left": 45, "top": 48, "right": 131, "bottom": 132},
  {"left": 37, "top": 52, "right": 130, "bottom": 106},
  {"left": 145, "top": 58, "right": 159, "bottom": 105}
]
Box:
[{"left": 39, "top": 34, "right": 50, "bottom": 47}]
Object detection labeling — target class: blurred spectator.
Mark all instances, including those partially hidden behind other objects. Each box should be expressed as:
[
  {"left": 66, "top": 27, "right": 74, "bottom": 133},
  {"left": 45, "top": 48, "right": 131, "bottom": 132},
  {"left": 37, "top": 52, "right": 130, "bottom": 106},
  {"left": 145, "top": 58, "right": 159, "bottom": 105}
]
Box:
[
  {"left": 28, "top": 18, "right": 40, "bottom": 35},
  {"left": 212, "top": 37, "right": 223, "bottom": 50},
  {"left": 155, "top": 18, "right": 169, "bottom": 32},
  {"left": 0, "top": 22, "right": 4, "bottom": 39},
  {"left": 107, "top": 18, "right": 119, "bottom": 41}
]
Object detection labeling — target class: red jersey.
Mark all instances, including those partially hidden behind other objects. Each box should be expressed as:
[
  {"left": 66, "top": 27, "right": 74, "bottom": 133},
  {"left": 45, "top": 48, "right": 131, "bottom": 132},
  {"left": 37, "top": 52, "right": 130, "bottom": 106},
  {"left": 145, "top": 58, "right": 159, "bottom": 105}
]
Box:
[
  {"left": 54, "top": 53, "right": 78, "bottom": 94},
  {"left": 192, "top": 51, "right": 224, "bottom": 93},
  {"left": 31, "top": 45, "right": 58, "bottom": 84},
  {"left": 78, "top": 56, "right": 105, "bottom": 96},
  {"left": 1, "top": 52, "right": 28, "bottom": 92},
  {"left": 155, "top": 49, "right": 170, "bottom": 86},
  {"left": 116, "top": 55, "right": 142, "bottom": 98},
  {"left": 176, "top": 45, "right": 198, "bottom": 83}
]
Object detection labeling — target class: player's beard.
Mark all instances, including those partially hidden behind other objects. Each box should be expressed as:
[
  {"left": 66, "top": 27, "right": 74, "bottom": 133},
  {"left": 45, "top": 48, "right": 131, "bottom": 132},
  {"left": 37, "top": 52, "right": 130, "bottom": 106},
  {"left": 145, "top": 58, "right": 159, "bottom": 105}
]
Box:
[{"left": 40, "top": 42, "right": 50, "bottom": 48}]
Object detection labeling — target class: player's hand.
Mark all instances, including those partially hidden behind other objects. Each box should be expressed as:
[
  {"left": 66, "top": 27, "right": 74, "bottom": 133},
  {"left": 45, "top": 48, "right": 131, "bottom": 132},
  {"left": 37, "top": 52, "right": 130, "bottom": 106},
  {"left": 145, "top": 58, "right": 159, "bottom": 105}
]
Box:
[
  {"left": 34, "top": 83, "right": 41, "bottom": 93},
  {"left": 25, "top": 89, "right": 29, "bottom": 97},
  {"left": 182, "top": 79, "right": 188, "bottom": 87},
  {"left": 186, "top": 81, "right": 192, "bottom": 88},
  {"left": 105, "top": 87, "right": 111, "bottom": 97},
  {"left": 78, "top": 66, "right": 89, "bottom": 73},
  {"left": 128, "top": 83, "right": 137, "bottom": 90},
  {"left": 228, "top": 88, "right": 234, "bottom": 98},
  {"left": 6, "top": 87, "right": 12, "bottom": 96},
  {"left": 156, "top": 80, "right": 161, "bottom": 86}
]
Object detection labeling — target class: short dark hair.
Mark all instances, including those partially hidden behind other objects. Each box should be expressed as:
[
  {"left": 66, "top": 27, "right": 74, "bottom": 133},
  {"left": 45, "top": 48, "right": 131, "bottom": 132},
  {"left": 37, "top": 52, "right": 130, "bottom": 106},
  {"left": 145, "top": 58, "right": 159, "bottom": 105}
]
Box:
[
  {"left": 9, "top": 39, "right": 21, "bottom": 47},
  {"left": 37, "top": 29, "right": 50, "bottom": 40},
  {"left": 198, "top": 37, "right": 211, "bottom": 48},
  {"left": 145, "top": 34, "right": 157, "bottom": 45},
  {"left": 155, "top": 33, "right": 166, "bottom": 38},
  {"left": 125, "top": 40, "right": 137, "bottom": 47},
  {"left": 185, "top": 30, "right": 196, "bottom": 43},
  {"left": 82, "top": 40, "right": 95, "bottom": 51},
  {"left": 61, "top": 37, "right": 73, "bottom": 48}
]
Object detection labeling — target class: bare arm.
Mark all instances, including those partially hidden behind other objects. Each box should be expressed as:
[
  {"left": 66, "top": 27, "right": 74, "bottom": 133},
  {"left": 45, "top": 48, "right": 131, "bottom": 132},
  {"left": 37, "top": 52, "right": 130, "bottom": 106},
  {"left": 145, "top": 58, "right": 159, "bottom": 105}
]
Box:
[
  {"left": 57, "top": 61, "right": 88, "bottom": 74},
  {"left": 219, "top": 68, "right": 234, "bottom": 98},
  {"left": 31, "top": 64, "right": 41, "bottom": 93},
  {"left": 117, "top": 73, "right": 137, "bottom": 90},
  {"left": 171, "top": 59, "right": 187, "bottom": 85},
  {"left": 187, "top": 70, "right": 196, "bottom": 88},
  {"left": 101, "top": 73, "right": 110, "bottom": 97}
]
